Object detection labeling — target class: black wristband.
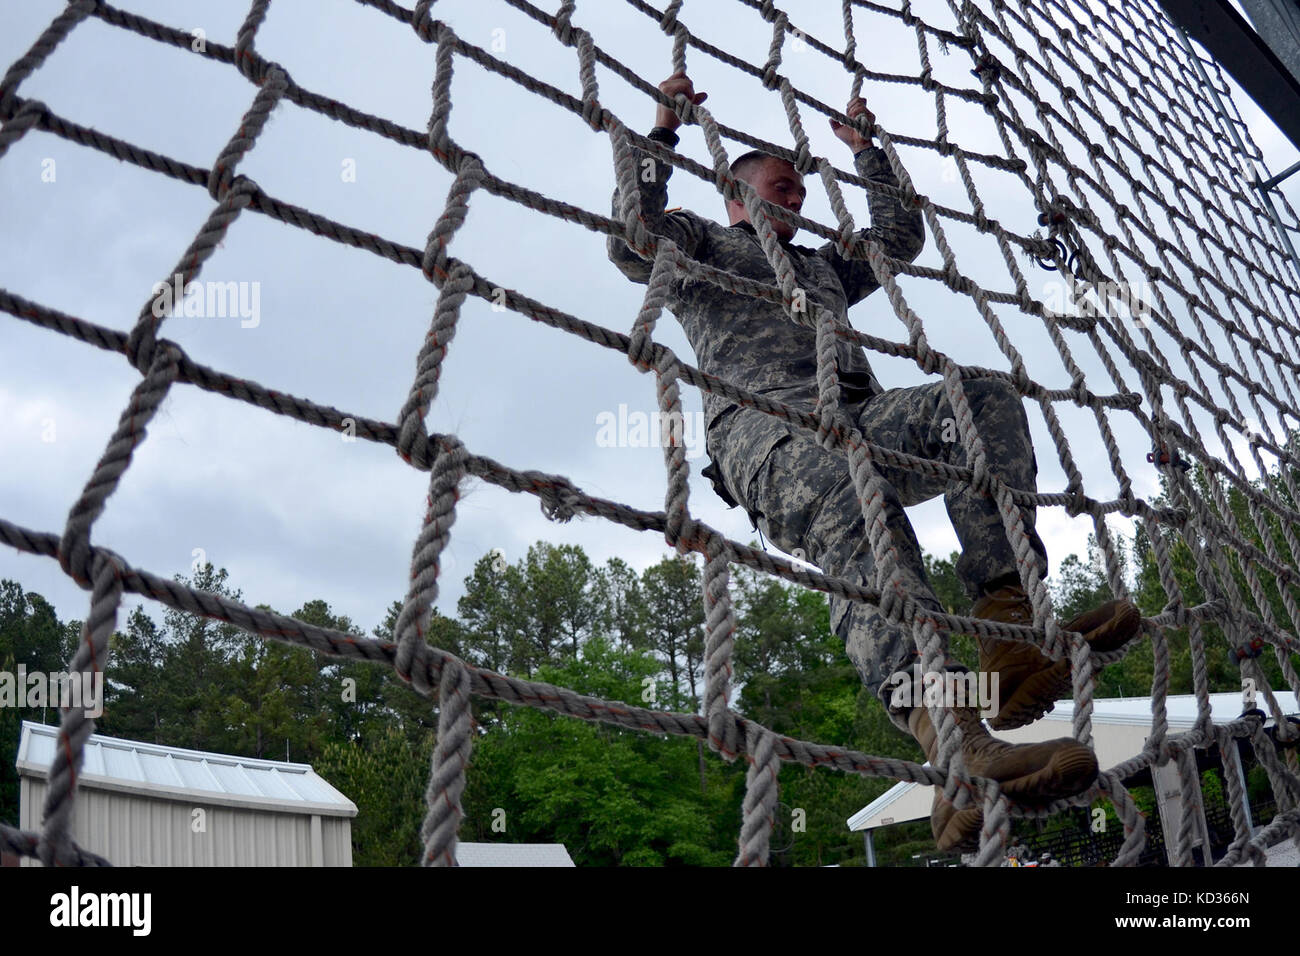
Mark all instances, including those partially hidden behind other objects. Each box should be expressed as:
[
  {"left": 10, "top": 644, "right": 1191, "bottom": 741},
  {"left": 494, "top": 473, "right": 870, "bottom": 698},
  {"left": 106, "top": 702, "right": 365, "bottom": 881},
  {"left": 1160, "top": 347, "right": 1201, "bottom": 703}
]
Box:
[{"left": 647, "top": 126, "right": 680, "bottom": 147}]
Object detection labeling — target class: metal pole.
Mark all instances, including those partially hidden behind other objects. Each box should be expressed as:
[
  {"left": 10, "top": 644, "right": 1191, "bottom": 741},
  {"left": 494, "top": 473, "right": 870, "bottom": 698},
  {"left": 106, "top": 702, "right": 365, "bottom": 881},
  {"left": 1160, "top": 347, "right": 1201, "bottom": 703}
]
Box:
[
  {"left": 1261, "top": 157, "right": 1300, "bottom": 191},
  {"left": 1172, "top": 23, "right": 1258, "bottom": 160},
  {"left": 1254, "top": 184, "right": 1300, "bottom": 281}
]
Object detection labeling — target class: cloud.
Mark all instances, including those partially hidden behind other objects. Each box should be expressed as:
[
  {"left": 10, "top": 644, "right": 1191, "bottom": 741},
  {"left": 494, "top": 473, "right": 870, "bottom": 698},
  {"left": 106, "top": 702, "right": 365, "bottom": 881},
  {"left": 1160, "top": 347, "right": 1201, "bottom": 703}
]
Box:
[{"left": 2, "top": 0, "right": 1296, "bottom": 646}]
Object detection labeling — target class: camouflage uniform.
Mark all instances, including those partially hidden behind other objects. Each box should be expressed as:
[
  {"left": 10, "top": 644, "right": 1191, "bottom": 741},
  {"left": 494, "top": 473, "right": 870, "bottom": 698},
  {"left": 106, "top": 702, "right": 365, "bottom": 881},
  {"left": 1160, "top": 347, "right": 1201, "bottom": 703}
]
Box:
[{"left": 608, "top": 127, "right": 1048, "bottom": 731}]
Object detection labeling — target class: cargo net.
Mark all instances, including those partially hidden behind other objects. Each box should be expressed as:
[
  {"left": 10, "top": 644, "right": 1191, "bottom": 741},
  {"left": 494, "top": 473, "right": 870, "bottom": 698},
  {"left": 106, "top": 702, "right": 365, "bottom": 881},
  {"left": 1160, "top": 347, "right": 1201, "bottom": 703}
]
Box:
[{"left": 3, "top": 0, "right": 1300, "bottom": 868}]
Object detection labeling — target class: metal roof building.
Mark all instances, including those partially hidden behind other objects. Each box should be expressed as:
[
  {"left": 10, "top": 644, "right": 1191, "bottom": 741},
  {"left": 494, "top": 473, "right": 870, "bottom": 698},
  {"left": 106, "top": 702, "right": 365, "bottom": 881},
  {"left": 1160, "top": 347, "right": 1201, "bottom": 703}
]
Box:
[
  {"left": 16, "top": 721, "right": 357, "bottom": 866},
  {"left": 456, "top": 842, "right": 576, "bottom": 866}
]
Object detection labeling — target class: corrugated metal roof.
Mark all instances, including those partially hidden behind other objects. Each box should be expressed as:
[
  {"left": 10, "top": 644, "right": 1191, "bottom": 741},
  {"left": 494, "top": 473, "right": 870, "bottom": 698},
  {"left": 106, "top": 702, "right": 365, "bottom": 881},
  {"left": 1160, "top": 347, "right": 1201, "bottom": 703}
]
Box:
[
  {"left": 456, "top": 843, "right": 575, "bottom": 866},
  {"left": 1047, "top": 691, "right": 1297, "bottom": 728},
  {"left": 16, "top": 722, "right": 357, "bottom": 817}
]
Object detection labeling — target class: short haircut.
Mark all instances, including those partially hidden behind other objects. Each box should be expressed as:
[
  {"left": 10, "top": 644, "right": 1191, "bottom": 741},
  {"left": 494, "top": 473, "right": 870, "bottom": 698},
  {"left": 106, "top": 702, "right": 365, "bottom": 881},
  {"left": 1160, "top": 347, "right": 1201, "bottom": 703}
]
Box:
[{"left": 729, "top": 149, "right": 797, "bottom": 183}]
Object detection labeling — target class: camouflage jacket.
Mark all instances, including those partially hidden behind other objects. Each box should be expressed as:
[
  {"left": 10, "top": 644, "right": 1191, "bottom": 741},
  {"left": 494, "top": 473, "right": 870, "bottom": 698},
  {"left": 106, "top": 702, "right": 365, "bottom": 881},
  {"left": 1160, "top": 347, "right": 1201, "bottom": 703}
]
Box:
[{"left": 607, "top": 126, "right": 926, "bottom": 521}]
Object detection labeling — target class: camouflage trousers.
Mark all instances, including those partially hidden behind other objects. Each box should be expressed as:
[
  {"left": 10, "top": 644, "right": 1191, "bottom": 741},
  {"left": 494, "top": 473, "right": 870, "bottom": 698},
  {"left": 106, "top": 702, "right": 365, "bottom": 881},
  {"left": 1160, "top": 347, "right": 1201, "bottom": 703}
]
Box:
[{"left": 717, "top": 376, "right": 1049, "bottom": 732}]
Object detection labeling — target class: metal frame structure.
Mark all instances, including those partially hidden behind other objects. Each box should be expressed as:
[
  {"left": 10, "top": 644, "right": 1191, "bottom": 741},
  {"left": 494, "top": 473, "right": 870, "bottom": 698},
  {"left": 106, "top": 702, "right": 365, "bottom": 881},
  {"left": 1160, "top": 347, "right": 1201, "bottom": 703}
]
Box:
[{"left": 1160, "top": 0, "right": 1300, "bottom": 278}]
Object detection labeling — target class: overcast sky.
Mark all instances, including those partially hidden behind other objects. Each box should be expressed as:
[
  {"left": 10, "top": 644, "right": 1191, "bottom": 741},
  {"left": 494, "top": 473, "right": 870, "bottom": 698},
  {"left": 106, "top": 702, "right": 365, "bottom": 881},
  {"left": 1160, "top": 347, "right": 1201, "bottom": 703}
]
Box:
[{"left": 3, "top": 0, "right": 1299, "bottom": 643}]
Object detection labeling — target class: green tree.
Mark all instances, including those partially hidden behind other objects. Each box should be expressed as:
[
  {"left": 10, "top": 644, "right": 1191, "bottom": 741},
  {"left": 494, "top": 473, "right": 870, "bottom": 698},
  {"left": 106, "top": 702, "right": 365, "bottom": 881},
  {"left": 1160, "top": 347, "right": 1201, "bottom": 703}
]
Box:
[
  {"left": 222, "top": 600, "right": 330, "bottom": 762},
  {"left": 315, "top": 723, "right": 434, "bottom": 866},
  {"left": 593, "top": 556, "right": 646, "bottom": 652},
  {"left": 460, "top": 634, "right": 733, "bottom": 866},
  {"left": 457, "top": 553, "right": 524, "bottom": 673},
  {"left": 324, "top": 639, "right": 397, "bottom": 748},
  {"left": 457, "top": 543, "right": 600, "bottom": 676},
  {"left": 640, "top": 555, "right": 704, "bottom": 711},
  {"left": 152, "top": 564, "right": 247, "bottom": 753},
  {"left": 0, "top": 581, "right": 74, "bottom": 674},
  {"left": 102, "top": 604, "right": 168, "bottom": 742},
  {"left": 1, "top": 581, "right": 79, "bottom": 825},
  {"left": 730, "top": 562, "right": 920, "bottom": 866},
  {"left": 923, "top": 551, "right": 976, "bottom": 667}
]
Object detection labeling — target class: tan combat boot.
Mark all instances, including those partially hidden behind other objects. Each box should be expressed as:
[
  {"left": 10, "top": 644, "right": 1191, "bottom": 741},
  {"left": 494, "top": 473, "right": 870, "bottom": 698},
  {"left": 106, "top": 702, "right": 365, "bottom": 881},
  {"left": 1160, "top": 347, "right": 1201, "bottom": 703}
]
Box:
[
  {"left": 973, "top": 584, "right": 1141, "bottom": 730},
  {"left": 908, "top": 704, "right": 1098, "bottom": 851}
]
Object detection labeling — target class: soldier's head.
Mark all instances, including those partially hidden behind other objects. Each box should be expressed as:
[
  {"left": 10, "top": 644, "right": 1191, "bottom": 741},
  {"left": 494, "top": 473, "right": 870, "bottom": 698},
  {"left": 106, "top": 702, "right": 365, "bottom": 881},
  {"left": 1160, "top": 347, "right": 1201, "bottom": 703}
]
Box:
[{"left": 725, "top": 150, "right": 805, "bottom": 242}]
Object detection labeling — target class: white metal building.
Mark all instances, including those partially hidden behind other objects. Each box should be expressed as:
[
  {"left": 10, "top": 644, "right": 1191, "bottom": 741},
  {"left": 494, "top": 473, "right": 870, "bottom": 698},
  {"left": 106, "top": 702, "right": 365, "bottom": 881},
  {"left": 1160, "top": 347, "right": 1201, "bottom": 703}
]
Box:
[
  {"left": 847, "top": 692, "right": 1298, "bottom": 866},
  {"left": 16, "top": 721, "right": 357, "bottom": 866},
  {"left": 456, "top": 842, "right": 575, "bottom": 866}
]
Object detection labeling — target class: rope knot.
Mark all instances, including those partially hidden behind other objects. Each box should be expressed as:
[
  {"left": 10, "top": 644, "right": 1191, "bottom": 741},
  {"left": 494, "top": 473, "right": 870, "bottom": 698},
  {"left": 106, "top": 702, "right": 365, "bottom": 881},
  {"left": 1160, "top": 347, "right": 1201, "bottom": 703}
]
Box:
[
  {"left": 627, "top": 328, "right": 655, "bottom": 370},
  {"left": 534, "top": 474, "right": 584, "bottom": 522},
  {"left": 671, "top": 91, "right": 697, "bottom": 127},
  {"left": 915, "top": 339, "right": 939, "bottom": 375},
  {"left": 967, "top": 456, "right": 995, "bottom": 497},
  {"left": 970, "top": 53, "right": 1001, "bottom": 81},
  {"left": 664, "top": 510, "right": 697, "bottom": 553},
  {"left": 0, "top": 99, "right": 46, "bottom": 154},
  {"left": 56, "top": 530, "right": 97, "bottom": 591},
  {"left": 411, "top": 0, "right": 438, "bottom": 41},
  {"left": 942, "top": 258, "right": 963, "bottom": 290},
  {"left": 1063, "top": 479, "right": 1087, "bottom": 518},
  {"left": 1117, "top": 488, "right": 1139, "bottom": 516},
  {"left": 236, "top": 51, "right": 272, "bottom": 85},
  {"left": 552, "top": 0, "right": 576, "bottom": 46},
  {"left": 395, "top": 630, "right": 439, "bottom": 695},
  {"left": 206, "top": 159, "right": 257, "bottom": 204},
  {"left": 580, "top": 97, "right": 603, "bottom": 131},
  {"left": 793, "top": 143, "right": 812, "bottom": 174},
  {"left": 653, "top": 345, "right": 681, "bottom": 382},
  {"left": 1019, "top": 286, "right": 1039, "bottom": 315},
  {"left": 233, "top": 13, "right": 274, "bottom": 86},
  {"left": 836, "top": 225, "right": 856, "bottom": 260}
]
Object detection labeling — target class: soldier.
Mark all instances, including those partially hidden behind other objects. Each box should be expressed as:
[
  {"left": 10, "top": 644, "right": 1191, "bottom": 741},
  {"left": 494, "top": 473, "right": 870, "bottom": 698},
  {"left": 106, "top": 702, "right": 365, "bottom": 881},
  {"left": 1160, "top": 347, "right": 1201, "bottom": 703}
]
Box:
[{"left": 607, "top": 71, "right": 1141, "bottom": 850}]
